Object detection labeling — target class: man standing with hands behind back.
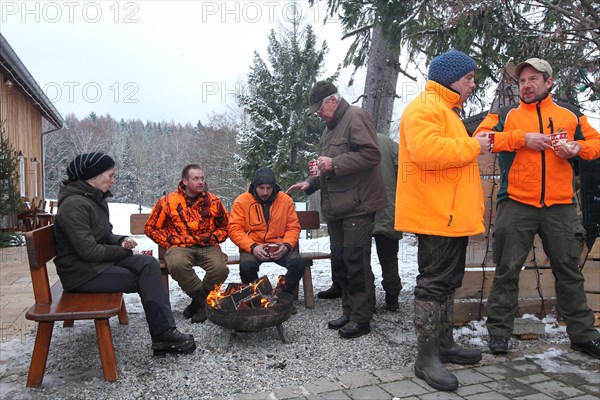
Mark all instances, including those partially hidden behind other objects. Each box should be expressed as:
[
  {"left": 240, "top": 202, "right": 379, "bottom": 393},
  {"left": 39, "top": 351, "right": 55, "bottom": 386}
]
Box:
[
  {"left": 476, "top": 58, "right": 600, "bottom": 359},
  {"left": 287, "top": 81, "right": 387, "bottom": 339},
  {"left": 395, "top": 50, "right": 489, "bottom": 391}
]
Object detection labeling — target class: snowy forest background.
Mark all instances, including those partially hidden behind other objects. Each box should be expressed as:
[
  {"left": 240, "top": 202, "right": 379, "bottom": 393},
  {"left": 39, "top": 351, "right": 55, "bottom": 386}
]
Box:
[{"left": 40, "top": 1, "right": 599, "bottom": 210}]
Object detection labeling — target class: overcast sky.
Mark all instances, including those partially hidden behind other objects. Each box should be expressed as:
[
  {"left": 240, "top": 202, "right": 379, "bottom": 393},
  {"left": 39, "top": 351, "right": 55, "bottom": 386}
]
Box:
[{"left": 2, "top": 0, "right": 366, "bottom": 124}]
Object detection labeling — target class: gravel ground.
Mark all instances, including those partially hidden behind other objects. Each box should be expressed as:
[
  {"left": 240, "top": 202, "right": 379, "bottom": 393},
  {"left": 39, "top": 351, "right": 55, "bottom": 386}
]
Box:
[
  {"left": 1, "top": 285, "right": 419, "bottom": 400},
  {"left": 0, "top": 283, "right": 574, "bottom": 400}
]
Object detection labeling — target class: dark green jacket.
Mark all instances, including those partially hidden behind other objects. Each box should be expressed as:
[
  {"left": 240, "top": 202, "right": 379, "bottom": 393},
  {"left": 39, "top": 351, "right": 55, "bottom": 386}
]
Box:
[
  {"left": 54, "top": 180, "right": 131, "bottom": 291},
  {"left": 373, "top": 133, "right": 403, "bottom": 240}
]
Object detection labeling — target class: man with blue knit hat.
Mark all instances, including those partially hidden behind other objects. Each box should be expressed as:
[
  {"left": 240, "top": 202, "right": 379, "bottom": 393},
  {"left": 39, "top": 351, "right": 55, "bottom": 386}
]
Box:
[{"left": 395, "top": 50, "right": 490, "bottom": 391}]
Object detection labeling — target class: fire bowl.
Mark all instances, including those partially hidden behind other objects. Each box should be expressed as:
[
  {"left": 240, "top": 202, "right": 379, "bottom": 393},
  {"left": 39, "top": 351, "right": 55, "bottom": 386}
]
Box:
[{"left": 206, "top": 292, "right": 294, "bottom": 332}]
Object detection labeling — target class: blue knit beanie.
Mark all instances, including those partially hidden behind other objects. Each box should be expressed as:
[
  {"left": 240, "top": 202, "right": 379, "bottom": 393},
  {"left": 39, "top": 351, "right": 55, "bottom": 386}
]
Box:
[{"left": 428, "top": 50, "right": 476, "bottom": 87}]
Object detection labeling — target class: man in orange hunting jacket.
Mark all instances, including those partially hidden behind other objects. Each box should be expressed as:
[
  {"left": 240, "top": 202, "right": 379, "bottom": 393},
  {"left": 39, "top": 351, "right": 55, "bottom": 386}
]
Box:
[
  {"left": 395, "top": 50, "right": 490, "bottom": 392},
  {"left": 228, "top": 166, "right": 305, "bottom": 294},
  {"left": 475, "top": 58, "right": 600, "bottom": 360},
  {"left": 145, "top": 164, "right": 229, "bottom": 323}
]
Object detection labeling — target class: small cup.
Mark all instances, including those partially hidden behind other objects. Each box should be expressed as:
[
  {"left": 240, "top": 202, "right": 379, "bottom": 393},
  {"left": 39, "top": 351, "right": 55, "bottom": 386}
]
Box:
[
  {"left": 308, "top": 159, "right": 319, "bottom": 176},
  {"left": 550, "top": 132, "right": 568, "bottom": 151},
  {"left": 488, "top": 132, "right": 495, "bottom": 153}
]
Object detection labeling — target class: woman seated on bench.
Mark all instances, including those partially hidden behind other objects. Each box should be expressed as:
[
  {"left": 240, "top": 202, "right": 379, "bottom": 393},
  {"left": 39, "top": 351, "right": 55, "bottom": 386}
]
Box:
[{"left": 53, "top": 152, "right": 196, "bottom": 356}]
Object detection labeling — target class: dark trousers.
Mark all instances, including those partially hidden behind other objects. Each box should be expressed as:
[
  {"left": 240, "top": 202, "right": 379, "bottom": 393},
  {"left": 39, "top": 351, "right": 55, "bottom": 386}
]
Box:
[
  {"left": 73, "top": 254, "right": 175, "bottom": 337},
  {"left": 487, "top": 199, "right": 599, "bottom": 342},
  {"left": 374, "top": 234, "right": 402, "bottom": 296},
  {"left": 328, "top": 213, "right": 375, "bottom": 323},
  {"left": 414, "top": 234, "right": 468, "bottom": 304},
  {"left": 239, "top": 247, "right": 306, "bottom": 294}
]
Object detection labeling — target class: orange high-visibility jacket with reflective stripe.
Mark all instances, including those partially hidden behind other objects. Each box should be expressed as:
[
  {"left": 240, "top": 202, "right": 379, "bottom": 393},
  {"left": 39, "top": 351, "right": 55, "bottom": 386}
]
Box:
[
  {"left": 228, "top": 191, "right": 300, "bottom": 253},
  {"left": 475, "top": 94, "right": 600, "bottom": 207},
  {"left": 394, "top": 80, "right": 485, "bottom": 237},
  {"left": 144, "top": 182, "right": 229, "bottom": 249}
]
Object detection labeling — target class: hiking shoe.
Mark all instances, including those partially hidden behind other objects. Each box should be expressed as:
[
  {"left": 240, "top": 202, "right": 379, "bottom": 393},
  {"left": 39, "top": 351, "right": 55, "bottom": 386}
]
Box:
[
  {"left": 571, "top": 338, "right": 600, "bottom": 359},
  {"left": 385, "top": 293, "right": 399, "bottom": 311},
  {"left": 327, "top": 315, "right": 350, "bottom": 330},
  {"left": 317, "top": 285, "right": 342, "bottom": 299},
  {"left": 151, "top": 328, "right": 196, "bottom": 356},
  {"left": 489, "top": 335, "right": 509, "bottom": 354},
  {"left": 339, "top": 321, "right": 371, "bottom": 339}
]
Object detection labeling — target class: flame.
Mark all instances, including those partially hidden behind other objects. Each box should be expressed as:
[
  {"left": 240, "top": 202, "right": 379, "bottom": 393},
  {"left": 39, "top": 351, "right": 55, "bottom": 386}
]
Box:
[{"left": 206, "top": 276, "right": 275, "bottom": 310}]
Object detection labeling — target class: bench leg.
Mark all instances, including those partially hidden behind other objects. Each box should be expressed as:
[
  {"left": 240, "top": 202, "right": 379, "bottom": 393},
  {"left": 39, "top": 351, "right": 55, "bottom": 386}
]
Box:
[
  {"left": 63, "top": 320, "right": 74, "bottom": 327},
  {"left": 27, "top": 321, "right": 54, "bottom": 388},
  {"left": 118, "top": 299, "right": 129, "bottom": 325},
  {"left": 94, "top": 319, "right": 118, "bottom": 382},
  {"left": 303, "top": 266, "right": 315, "bottom": 309}
]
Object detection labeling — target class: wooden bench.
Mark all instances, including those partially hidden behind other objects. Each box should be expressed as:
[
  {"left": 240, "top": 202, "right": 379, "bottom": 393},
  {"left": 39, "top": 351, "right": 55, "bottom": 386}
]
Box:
[
  {"left": 130, "top": 210, "right": 330, "bottom": 309},
  {"left": 24, "top": 225, "right": 128, "bottom": 387}
]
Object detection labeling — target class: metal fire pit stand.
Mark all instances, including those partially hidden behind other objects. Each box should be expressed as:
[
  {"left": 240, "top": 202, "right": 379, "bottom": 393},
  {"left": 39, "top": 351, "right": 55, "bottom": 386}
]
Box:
[{"left": 215, "top": 324, "right": 290, "bottom": 352}]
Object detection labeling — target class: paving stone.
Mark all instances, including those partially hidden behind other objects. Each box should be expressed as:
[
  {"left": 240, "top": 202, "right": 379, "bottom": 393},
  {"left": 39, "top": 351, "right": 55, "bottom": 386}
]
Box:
[
  {"left": 346, "top": 385, "right": 393, "bottom": 400},
  {"left": 302, "top": 378, "right": 344, "bottom": 394},
  {"left": 455, "top": 383, "right": 495, "bottom": 397},
  {"left": 531, "top": 380, "right": 585, "bottom": 399},
  {"left": 419, "top": 391, "right": 463, "bottom": 400},
  {"left": 313, "top": 390, "right": 351, "bottom": 400},
  {"left": 512, "top": 393, "right": 555, "bottom": 400},
  {"left": 547, "top": 372, "right": 594, "bottom": 387},
  {"left": 379, "top": 380, "right": 430, "bottom": 398},
  {"left": 483, "top": 378, "right": 541, "bottom": 398},
  {"left": 454, "top": 368, "right": 493, "bottom": 385},
  {"left": 579, "top": 384, "right": 600, "bottom": 397},
  {"left": 464, "top": 391, "right": 510, "bottom": 400},
  {"left": 509, "top": 359, "right": 546, "bottom": 373},
  {"left": 515, "top": 373, "right": 552, "bottom": 384},
  {"left": 475, "top": 364, "right": 516, "bottom": 380},
  {"left": 336, "top": 371, "right": 379, "bottom": 389},
  {"left": 371, "top": 368, "right": 408, "bottom": 383},
  {"left": 273, "top": 385, "right": 309, "bottom": 399}
]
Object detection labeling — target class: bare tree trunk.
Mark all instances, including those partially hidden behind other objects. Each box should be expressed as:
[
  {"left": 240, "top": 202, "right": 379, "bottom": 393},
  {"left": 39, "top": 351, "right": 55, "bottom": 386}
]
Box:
[{"left": 362, "top": 24, "right": 401, "bottom": 135}]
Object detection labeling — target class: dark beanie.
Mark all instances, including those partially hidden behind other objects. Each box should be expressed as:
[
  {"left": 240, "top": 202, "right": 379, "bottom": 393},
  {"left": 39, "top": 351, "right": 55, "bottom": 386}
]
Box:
[
  {"left": 252, "top": 166, "right": 276, "bottom": 187},
  {"left": 67, "top": 152, "right": 115, "bottom": 181},
  {"left": 428, "top": 50, "right": 476, "bottom": 88}
]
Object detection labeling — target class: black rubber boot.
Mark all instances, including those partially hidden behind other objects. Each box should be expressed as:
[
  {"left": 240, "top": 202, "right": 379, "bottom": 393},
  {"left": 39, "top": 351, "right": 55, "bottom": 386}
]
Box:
[
  {"left": 414, "top": 300, "right": 459, "bottom": 391},
  {"left": 151, "top": 328, "right": 196, "bottom": 356},
  {"left": 385, "top": 292, "right": 399, "bottom": 312},
  {"left": 183, "top": 290, "right": 204, "bottom": 319},
  {"left": 439, "top": 294, "right": 481, "bottom": 365},
  {"left": 191, "top": 290, "right": 208, "bottom": 324}
]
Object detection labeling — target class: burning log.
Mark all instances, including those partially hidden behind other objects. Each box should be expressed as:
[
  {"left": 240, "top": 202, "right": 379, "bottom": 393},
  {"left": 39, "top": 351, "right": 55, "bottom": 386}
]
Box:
[{"left": 207, "top": 275, "right": 278, "bottom": 311}]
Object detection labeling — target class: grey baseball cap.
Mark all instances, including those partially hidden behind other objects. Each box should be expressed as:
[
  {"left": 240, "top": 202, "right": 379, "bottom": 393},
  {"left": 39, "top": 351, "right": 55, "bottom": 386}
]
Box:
[{"left": 515, "top": 58, "right": 553, "bottom": 77}]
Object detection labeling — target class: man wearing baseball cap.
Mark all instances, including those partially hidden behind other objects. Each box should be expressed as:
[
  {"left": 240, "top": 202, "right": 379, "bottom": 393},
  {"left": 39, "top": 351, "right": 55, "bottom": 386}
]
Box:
[
  {"left": 476, "top": 58, "right": 600, "bottom": 359},
  {"left": 287, "top": 81, "right": 387, "bottom": 340}
]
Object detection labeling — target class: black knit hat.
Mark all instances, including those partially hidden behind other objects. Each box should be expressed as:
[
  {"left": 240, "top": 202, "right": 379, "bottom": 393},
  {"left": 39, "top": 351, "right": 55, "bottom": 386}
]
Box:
[
  {"left": 428, "top": 50, "right": 476, "bottom": 88},
  {"left": 252, "top": 166, "right": 276, "bottom": 187},
  {"left": 67, "top": 152, "right": 115, "bottom": 181},
  {"left": 306, "top": 80, "right": 338, "bottom": 115}
]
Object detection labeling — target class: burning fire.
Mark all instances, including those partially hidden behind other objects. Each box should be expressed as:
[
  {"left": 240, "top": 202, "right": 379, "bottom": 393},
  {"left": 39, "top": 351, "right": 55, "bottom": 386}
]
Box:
[{"left": 206, "top": 275, "right": 287, "bottom": 311}]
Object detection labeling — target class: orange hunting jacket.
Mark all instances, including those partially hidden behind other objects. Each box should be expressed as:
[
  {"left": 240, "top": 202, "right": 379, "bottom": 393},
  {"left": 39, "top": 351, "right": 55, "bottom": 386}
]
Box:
[
  {"left": 228, "top": 191, "right": 300, "bottom": 253},
  {"left": 395, "top": 80, "right": 485, "bottom": 237},
  {"left": 475, "top": 94, "right": 600, "bottom": 207},
  {"left": 144, "top": 182, "right": 229, "bottom": 249}
]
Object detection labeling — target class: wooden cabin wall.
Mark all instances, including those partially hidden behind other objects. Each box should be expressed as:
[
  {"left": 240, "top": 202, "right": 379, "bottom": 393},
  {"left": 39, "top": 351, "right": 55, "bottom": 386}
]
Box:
[{"left": 0, "top": 70, "right": 44, "bottom": 202}]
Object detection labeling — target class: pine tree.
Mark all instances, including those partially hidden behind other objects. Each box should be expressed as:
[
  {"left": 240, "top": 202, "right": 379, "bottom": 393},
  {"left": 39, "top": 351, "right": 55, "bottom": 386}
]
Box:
[
  {"left": 236, "top": 10, "right": 337, "bottom": 190},
  {"left": 0, "top": 122, "right": 22, "bottom": 246}
]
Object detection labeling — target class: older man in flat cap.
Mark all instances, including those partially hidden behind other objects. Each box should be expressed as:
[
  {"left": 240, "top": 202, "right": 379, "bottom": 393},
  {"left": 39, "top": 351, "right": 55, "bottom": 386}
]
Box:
[
  {"left": 476, "top": 58, "right": 600, "bottom": 360},
  {"left": 287, "top": 81, "right": 387, "bottom": 339}
]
